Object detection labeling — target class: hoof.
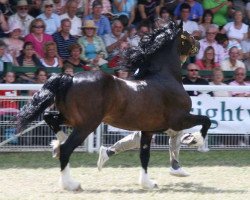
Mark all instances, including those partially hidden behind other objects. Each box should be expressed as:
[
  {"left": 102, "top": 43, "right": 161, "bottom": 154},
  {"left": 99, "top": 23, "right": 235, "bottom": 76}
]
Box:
[
  {"left": 181, "top": 132, "right": 204, "bottom": 147},
  {"left": 51, "top": 140, "right": 60, "bottom": 158},
  {"left": 61, "top": 180, "right": 82, "bottom": 191},
  {"left": 139, "top": 169, "right": 158, "bottom": 189},
  {"left": 140, "top": 179, "right": 158, "bottom": 189}
]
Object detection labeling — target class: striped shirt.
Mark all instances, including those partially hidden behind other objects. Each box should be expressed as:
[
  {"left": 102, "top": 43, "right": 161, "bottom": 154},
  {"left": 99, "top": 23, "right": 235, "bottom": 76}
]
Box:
[{"left": 52, "top": 32, "right": 77, "bottom": 60}]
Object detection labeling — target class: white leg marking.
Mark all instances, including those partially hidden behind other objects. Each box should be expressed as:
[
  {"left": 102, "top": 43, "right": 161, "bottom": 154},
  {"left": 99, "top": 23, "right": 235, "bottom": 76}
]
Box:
[
  {"left": 56, "top": 130, "right": 68, "bottom": 143},
  {"left": 139, "top": 168, "right": 157, "bottom": 189},
  {"left": 60, "top": 164, "right": 81, "bottom": 191}
]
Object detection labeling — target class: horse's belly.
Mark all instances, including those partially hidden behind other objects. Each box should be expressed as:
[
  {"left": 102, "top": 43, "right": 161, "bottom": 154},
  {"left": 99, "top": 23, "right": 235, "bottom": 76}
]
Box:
[{"left": 103, "top": 108, "right": 170, "bottom": 131}]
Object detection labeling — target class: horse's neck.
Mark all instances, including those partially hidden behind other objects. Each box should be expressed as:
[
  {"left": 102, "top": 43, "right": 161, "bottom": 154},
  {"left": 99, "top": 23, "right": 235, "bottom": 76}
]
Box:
[{"left": 151, "top": 43, "right": 182, "bottom": 80}]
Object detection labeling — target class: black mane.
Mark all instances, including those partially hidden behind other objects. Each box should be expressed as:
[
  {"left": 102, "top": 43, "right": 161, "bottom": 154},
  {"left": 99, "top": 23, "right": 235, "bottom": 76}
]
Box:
[{"left": 122, "top": 20, "right": 180, "bottom": 71}]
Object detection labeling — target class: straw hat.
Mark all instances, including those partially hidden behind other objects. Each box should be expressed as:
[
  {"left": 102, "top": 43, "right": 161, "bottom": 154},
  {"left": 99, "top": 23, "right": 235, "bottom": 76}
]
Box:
[
  {"left": 81, "top": 20, "right": 97, "bottom": 29},
  {"left": 17, "top": 0, "right": 28, "bottom": 6}
]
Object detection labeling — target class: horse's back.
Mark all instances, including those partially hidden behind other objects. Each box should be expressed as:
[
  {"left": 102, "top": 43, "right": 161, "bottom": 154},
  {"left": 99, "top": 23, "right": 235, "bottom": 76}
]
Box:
[{"left": 56, "top": 71, "right": 116, "bottom": 128}]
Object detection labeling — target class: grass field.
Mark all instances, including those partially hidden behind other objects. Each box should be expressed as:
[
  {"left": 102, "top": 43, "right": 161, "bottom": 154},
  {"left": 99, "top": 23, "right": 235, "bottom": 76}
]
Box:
[{"left": 0, "top": 150, "right": 249, "bottom": 200}]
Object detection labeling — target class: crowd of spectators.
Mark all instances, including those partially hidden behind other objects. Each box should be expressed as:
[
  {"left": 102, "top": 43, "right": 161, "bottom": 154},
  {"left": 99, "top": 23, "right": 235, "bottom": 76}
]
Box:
[{"left": 0, "top": 0, "right": 250, "bottom": 96}]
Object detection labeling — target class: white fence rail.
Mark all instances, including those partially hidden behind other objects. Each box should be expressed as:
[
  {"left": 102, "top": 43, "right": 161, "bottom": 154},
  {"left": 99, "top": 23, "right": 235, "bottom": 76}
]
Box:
[{"left": 0, "top": 84, "right": 250, "bottom": 152}]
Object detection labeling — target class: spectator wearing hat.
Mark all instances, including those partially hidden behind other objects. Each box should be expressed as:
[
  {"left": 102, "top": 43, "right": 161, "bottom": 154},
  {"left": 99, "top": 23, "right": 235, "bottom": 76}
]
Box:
[
  {"left": 3, "top": 22, "right": 24, "bottom": 57},
  {"left": 37, "top": 0, "right": 61, "bottom": 35},
  {"left": 8, "top": 0, "right": 34, "bottom": 38},
  {"left": 85, "top": 0, "right": 111, "bottom": 38},
  {"left": 78, "top": 20, "right": 108, "bottom": 70},
  {"left": 60, "top": 0, "right": 82, "bottom": 37},
  {"left": 52, "top": 18, "right": 77, "bottom": 60},
  {"left": 87, "top": 0, "right": 111, "bottom": 16}
]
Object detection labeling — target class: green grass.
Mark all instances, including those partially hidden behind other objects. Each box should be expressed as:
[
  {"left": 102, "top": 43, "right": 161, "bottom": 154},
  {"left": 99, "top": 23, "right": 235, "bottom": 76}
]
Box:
[{"left": 0, "top": 150, "right": 249, "bottom": 169}]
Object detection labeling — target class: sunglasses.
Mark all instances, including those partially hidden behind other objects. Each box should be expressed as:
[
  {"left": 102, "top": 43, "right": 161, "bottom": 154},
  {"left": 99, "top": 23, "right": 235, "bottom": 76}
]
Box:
[
  {"left": 18, "top": 7, "right": 28, "bottom": 10},
  {"left": 45, "top": 5, "right": 53, "bottom": 8},
  {"left": 33, "top": 25, "right": 44, "bottom": 28},
  {"left": 188, "top": 69, "right": 199, "bottom": 72}
]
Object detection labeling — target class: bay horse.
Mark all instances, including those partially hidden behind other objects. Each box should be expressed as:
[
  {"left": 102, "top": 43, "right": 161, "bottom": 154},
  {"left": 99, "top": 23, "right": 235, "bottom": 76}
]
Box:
[{"left": 15, "top": 21, "right": 211, "bottom": 190}]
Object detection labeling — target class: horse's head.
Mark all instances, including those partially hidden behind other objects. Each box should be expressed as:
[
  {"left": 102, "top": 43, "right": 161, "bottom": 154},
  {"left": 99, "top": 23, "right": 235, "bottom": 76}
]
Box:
[{"left": 177, "top": 30, "right": 200, "bottom": 63}]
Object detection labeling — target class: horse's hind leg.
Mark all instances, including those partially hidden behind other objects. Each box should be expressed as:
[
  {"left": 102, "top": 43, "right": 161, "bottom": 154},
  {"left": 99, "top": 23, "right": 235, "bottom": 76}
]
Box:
[
  {"left": 139, "top": 131, "right": 157, "bottom": 189},
  {"left": 58, "top": 128, "right": 89, "bottom": 191}
]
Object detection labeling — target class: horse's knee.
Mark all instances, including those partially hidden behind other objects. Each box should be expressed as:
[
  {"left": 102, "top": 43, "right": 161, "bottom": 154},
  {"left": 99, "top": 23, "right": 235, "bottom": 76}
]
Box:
[{"left": 44, "top": 112, "right": 65, "bottom": 133}]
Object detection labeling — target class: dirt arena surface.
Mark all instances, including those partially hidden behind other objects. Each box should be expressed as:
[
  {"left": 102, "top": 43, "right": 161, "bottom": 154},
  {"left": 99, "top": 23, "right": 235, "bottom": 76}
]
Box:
[{"left": 1, "top": 166, "right": 249, "bottom": 200}]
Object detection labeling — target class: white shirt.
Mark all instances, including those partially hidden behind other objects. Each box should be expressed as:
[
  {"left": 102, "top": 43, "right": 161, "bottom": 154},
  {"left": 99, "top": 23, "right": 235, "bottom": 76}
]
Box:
[
  {"left": 8, "top": 13, "right": 34, "bottom": 37},
  {"left": 178, "top": 20, "right": 199, "bottom": 34},
  {"left": 223, "top": 22, "right": 248, "bottom": 41},
  {"left": 60, "top": 13, "right": 82, "bottom": 36},
  {"left": 220, "top": 59, "right": 246, "bottom": 71}
]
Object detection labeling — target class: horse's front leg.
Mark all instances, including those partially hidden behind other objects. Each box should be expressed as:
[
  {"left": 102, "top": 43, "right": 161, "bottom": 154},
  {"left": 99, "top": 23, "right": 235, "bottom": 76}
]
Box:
[
  {"left": 139, "top": 131, "right": 157, "bottom": 189},
  {"left": 58, "top": 128, "right": 88, "bottom": 191},
  {"left": 167, "top": 129, "right": 189, "bottom": 177}
]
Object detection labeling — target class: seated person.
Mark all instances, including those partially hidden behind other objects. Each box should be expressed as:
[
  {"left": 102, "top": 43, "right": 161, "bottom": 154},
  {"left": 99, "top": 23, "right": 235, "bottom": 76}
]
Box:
[
  {"left": 13, "top": 41, "right": 44, "bottom": 83},
  {"left": 78, "top": 20, "right": 108, "bottom": 70},
  {"left": 220, "top": 46, "right": 246, "bottom": 71},
  {"left": 241, "top": 28, "right": 250, "bottom": 70},
  {"left": 28, "top": 68, "right": 49, "bottom": 96},
  {"left": 216, "top": 33, "right": 242, "bottom": 60},
  {"left": 36, "top": 0, "right": 61, "bottom": 35},
  {"left": 174, "top": 0, "right": 204, "bottom": 23},
  {"left": 62, "top": 63, "right": 74, "bottom": 76},
  {"left": 112, "top": 0, "right": 136, "bottom": 26},
  {"left": 229, "top": 67, "right": 250, "bottom": 97},
  {"left": 220, "top": 10, "right": 248, "bottom": 43},
  {"left": 3, "top": 22, "right": 24, "bottom": 57},
  {"left": 103, "top": 19, "right": 128, "bottom": 67},
  {"left": 84, "top": 0, "right": 111, "bottom": 37},
  {"left": 63, "top": 43, "right": 89, "bottom": 70},
  {"left": 195, "top": 46, "right": 219, "bottom": 70},
  {"left": 209, "top": 67, "right": 231, "bottom": 97},
  {"left": 40, "top": 41, "right": 63, "bottom": 68},
  {"left": 0, "top": 71, "right": 19, "bottom": 112},
  {"left": 182, "top": 63, "right": 212, "bottom": 96},
  {"left": 0, "top": 40, "right": 13, "bottom": 77}
]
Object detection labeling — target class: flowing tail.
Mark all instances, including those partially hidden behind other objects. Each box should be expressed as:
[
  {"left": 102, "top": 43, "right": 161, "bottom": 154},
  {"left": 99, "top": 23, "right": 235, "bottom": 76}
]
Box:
[{"left": 15, "top": 73, "right": 73, "bottom": 132}]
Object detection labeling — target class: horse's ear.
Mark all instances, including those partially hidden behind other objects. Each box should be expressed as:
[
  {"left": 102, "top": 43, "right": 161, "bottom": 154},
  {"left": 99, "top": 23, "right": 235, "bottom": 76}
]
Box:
[{"left": 178, "top": 20, "right": 183, "bottom": 31}]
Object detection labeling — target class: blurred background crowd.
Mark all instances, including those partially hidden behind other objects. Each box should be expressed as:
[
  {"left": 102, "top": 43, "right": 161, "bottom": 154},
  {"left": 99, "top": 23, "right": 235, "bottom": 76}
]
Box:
[{"left": 0, "top": 0, "right": 250, "bottom": 98}]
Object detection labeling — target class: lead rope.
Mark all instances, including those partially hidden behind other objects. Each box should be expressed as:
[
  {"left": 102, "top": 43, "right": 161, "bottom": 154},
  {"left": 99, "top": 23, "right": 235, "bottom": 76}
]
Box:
[{"left": 0, "top": 120, "right": 45, "bottom": 147}]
